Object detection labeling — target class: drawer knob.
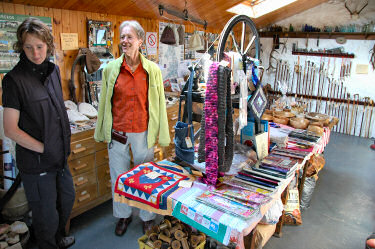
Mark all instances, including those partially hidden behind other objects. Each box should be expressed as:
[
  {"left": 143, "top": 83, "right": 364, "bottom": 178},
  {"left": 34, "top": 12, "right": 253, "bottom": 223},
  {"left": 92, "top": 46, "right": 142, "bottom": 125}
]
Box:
[
  {"left": 72, "top": 147, "right": 87, "bottom": 154},
  {"left": 75, "top": 178, "right": 88, "bottom": 186},
  {"left": 106, "top": 182, "right": 112, "bottom": 188},
  {"left": 78, "top": 193, "right": 90, "bottom": 202},
  {"left": 106, "top": 169, "right": 110, "bottom": 174},
  {"left": 73, "top": 163, "right": 88, "bottom": 171},
  {"left": 104, "top": 155, "right": 109, "bottom": 159}
]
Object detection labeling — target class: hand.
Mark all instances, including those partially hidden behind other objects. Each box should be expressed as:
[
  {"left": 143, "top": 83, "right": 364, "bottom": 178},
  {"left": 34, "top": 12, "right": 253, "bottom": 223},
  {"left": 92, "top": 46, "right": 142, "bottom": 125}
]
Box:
[{"left": 39, "top": 143, "right": 45, "bottom": 154}]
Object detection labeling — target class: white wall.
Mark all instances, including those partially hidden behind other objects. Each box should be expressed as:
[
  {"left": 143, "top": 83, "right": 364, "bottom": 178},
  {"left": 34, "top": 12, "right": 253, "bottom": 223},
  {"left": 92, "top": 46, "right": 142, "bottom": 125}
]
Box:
[
  {"left": 275, "top": 0, "right": 375, "bottom": 30},
  {"left": 259, "top": 1, "right": 375, "bottom": 138}
]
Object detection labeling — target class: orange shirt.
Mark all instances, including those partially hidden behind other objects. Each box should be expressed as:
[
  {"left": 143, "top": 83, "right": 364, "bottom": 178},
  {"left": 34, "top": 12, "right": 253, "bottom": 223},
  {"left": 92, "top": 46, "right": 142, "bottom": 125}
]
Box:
[{"left": 112, "top": 58, "right": 148, "bottom": 133}]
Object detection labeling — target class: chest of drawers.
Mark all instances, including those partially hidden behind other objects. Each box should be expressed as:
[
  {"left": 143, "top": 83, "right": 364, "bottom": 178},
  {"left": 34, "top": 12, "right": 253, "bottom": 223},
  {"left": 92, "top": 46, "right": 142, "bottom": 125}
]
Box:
[{"left": 67, "top": 129, "right": 111, "bottom": 229}]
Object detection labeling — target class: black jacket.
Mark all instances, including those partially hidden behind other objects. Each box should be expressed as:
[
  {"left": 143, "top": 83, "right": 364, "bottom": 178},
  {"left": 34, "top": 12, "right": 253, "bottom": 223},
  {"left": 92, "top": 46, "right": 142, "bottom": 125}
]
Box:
[{"left": 2, "top": 55, "right": 71, "bottom": 174}]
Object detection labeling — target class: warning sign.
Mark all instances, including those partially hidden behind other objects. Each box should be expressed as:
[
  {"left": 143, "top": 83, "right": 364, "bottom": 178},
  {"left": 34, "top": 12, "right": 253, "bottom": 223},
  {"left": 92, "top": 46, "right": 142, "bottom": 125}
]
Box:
[{"left": 146, "top": 32, "right": 157, "bottom": 55}]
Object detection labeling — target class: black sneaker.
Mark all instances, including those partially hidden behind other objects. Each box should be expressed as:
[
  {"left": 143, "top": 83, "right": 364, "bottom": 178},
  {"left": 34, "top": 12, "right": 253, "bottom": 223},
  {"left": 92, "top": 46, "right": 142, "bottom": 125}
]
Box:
[{"left": 58, "top": 235, "right": 75, "bottom": 249}]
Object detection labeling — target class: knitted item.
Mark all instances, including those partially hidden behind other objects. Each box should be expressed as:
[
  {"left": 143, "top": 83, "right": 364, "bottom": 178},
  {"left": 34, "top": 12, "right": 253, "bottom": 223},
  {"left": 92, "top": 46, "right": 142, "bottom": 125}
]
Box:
[
  {"left": 217, "top": 66, "right": 226, "bottom": 169},
  {"left": 223, "top": 66, "right": 234, "bottom": 171},
  {"left": 216, "top": 66, "right": 234, "bottom": 172},
  {"left": 203, "top": 62, "right": 219, "bottom": 185},
  {"left": 197, "top": 105, "right": 206, "bottom": 162}
]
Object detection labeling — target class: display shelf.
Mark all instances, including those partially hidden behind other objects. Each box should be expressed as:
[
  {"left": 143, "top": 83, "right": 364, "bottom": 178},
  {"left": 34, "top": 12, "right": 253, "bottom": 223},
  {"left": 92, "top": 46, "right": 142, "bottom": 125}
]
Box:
[{"left": 259, "top": 31, "right": 375, "bottom": 40}]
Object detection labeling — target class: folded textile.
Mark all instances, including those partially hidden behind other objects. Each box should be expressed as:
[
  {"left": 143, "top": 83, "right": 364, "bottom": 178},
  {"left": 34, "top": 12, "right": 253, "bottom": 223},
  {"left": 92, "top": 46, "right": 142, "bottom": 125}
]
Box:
[{"left": 114, "top": 161, "right": 188, "bottom": 209}]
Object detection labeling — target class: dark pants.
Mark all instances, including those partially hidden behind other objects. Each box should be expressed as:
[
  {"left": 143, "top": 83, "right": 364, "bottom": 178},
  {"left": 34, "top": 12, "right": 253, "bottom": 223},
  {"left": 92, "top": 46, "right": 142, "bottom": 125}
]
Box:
[{"left": 21, "top": 165, "right": 75, "bottom": 249}]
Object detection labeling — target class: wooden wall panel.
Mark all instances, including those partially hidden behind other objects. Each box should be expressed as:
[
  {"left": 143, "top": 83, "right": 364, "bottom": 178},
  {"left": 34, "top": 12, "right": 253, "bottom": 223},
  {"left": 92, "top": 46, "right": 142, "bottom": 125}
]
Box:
[
  {"left": 14, "top": 4, "right": 25, "bottom": 15},
  {"left": 24, "top": 5, "right": 34, "bottom": 16},
  {"left": 0, "top": 2, "right": 220, "bottom": 102},
  {"left": 2, "top": 2, "right": 15, "bottom": 13}
]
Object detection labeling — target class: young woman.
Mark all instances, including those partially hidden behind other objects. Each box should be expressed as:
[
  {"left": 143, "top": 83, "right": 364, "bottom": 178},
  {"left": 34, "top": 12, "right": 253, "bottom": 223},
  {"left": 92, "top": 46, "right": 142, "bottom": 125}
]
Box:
[{"left": 2, "top": 17, "right": 75, "bottom": 249}]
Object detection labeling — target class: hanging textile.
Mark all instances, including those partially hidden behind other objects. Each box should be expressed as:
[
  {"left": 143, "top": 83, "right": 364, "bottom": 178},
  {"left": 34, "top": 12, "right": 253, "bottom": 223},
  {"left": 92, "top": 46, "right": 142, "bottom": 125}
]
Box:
[
  {"left": 160, "top": 26, "right": 176, "bottom": 45},
  {"left": 217, "top": 65, "right": 234, "bottom": 172},
  {"left": 198, "top": 63, "right": 235, "bottom": 179},
  {"left": 202, "top": 62, "right": 219, "bottom": 185}
]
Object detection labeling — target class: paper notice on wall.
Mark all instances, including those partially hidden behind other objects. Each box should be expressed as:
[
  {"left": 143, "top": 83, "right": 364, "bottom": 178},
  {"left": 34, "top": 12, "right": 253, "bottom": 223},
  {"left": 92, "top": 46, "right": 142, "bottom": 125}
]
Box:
[
  {"left": 60, "top": 33, "right": 78, "bottom": 50},
  {"left": 146, "top": 32, "right": 157, "bottom": 55},
  {"left": 355, "top": 64, "right": 368, "bottom": 74}
]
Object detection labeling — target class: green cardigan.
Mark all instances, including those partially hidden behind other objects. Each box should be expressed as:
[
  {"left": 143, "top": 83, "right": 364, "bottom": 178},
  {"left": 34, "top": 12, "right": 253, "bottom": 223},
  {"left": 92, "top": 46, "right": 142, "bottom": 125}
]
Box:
[{"left": 94, "top": 53, "right": 170, "bottom": 148}]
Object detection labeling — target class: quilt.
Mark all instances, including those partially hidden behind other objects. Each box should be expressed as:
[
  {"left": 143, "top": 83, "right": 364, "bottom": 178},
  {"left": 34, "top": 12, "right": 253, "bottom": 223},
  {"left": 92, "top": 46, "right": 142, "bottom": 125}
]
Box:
[{"left": 114, "top": 161, "right": 188, "bottom": 209}]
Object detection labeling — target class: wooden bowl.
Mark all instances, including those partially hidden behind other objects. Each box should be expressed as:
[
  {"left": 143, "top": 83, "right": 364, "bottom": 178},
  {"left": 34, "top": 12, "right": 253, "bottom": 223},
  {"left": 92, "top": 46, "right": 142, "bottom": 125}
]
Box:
[
  {"left": 289, "top": 117, "right": 310, "bottom": 130},
  {"left": 305, "top": 112, "right": 330, "bottom": 125},
  {"left": 307, "top": 125, "right": 324, "bottom": 136},
  {"left": 274, "top": 111, "right": 295, "bottom": 119},
  {"left": 273, "top": 116, "right": 289, "bottom": 125},
  {"left": 310, "top": 121, "right": 324, "bottom": 127},
  {"left": 261, "top": 114, "right": 273, "bottom": 121},
  {"left": 264, "top": 109, "right": 273, "bottom": 115}
]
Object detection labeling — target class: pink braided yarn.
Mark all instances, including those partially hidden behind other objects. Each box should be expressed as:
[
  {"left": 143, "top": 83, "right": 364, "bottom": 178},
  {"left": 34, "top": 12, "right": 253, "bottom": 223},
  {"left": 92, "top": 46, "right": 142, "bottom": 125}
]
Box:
[{"left": 203, "top": 62, "right": 219, "bottom": 186}]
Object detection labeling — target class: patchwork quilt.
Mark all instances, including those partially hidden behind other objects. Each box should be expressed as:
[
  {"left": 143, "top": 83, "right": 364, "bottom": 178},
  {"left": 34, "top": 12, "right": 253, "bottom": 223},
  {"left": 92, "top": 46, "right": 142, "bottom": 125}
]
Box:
[{"left": 114, "top": 161, "right": 188, "bottom": 209}]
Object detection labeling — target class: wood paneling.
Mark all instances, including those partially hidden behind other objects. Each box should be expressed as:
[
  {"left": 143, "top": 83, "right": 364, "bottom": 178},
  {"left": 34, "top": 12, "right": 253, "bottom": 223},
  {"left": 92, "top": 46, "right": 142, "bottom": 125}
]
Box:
[
  {"left": 1, "top": 2, "right": 220, "bottom": 102},
  {"left": 6, "top": 0, "right": 330, "bottom": 30},
  {"left": 8, "top": 0, "right": 235, "bottom": 31}
]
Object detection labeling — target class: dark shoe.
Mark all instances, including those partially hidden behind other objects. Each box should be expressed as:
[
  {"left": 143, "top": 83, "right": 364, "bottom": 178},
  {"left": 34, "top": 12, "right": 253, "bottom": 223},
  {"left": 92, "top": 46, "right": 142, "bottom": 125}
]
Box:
[
  {"left": 58, "top": 235, "right": 75, "bottom": 249},
  {"left": 142, "top": 220, "right": 155, "bottom": 234},
  {"left": 115, "top": 217, "right": 132, "bottom": 236}
]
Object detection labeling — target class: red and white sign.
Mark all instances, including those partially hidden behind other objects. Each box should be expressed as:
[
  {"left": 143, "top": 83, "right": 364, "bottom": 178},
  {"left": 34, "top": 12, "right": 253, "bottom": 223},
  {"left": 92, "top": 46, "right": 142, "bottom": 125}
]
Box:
[{"left": 146, "top": 32, "right": 157, "bottom": 55}]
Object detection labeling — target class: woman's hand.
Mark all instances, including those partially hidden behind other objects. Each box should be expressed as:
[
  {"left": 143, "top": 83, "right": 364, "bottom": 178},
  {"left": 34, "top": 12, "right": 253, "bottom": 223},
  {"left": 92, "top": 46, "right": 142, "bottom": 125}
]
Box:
[{"left": 3, "top": 107, "right": 44, "bottom": 153}]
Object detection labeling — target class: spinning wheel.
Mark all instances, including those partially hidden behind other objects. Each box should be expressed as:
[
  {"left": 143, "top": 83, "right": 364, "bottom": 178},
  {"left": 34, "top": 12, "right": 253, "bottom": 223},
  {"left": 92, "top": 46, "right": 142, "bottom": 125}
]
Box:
[
  {"left": 216, "top": 15, "right": 260, "bottom": 62},
  {"left": 217, "top": 15, "right": 266, "bottom": 134}
]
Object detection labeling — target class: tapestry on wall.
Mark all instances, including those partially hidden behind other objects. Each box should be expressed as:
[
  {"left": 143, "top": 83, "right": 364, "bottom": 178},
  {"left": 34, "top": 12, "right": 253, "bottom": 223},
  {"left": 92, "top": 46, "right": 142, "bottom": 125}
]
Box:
[{"left": 0, "top": 13, "right": 52, "bottom": 73}]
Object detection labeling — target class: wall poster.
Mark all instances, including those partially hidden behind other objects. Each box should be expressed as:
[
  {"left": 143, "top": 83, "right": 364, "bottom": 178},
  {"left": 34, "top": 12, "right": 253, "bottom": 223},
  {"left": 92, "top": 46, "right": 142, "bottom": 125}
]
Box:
[
  {"left": 158, "top": 22, "right": 184, "bottom": 82},
  {"left": 0, "top": 13, "right": 52, "bottom": 73}
]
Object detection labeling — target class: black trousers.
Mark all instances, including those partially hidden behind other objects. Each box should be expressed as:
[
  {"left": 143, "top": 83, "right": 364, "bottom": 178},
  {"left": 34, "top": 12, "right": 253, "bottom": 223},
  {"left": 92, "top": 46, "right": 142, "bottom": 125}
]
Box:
[{"left": 21, "top": 165, "right": 75, "bottom": 249}]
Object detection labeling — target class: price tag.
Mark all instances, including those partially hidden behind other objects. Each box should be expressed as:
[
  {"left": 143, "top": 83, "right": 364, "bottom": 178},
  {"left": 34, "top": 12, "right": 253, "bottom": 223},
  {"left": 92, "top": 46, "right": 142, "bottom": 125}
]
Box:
[
  {"left": 179, "top": 180, "right": 193, "bottom": 188},
  {"left": 146, "top": 171, "right": 162, "bottom": 179},
  {"left": 185, "top": 137, "right": 193, "bottom": 148}
]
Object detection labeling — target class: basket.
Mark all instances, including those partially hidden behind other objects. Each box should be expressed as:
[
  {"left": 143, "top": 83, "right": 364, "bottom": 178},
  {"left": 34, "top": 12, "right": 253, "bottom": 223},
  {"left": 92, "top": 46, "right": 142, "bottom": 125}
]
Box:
[
  {"left": 0, "top": 188, "right": 29, "bottom": 221},
  {"left": 138, "top": 235, "right": 206, "bottom": 249},
  {"left": 289, "top": 117, "right": 309, "bottom": 130},
  {"left": 305, "top": 112, "right": 330, "bottom": 126}
]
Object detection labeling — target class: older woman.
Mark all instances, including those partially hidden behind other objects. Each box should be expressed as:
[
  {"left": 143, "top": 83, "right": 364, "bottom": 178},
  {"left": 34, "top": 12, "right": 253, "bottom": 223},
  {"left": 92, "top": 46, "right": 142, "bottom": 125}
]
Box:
[
  {"left": 94, "top": 20, "right": 170, "bottom": 236},
  {"left": 2, "top": 17, "right": 75, "bottom": 249}
]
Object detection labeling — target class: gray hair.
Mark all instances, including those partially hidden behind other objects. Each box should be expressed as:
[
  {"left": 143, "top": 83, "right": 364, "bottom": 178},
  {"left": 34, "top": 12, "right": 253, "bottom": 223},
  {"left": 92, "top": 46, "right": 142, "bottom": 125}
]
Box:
[{"left": 119, "top": 20, "right": 145, "bottom": 42}]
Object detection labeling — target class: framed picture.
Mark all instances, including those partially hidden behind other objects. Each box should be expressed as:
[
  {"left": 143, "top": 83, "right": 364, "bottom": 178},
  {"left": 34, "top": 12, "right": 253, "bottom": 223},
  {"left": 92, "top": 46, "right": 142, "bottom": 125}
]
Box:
[
  {"left": 248, "top": 85, "right": 267, "bottom": 121},
  {"left": 87, "top": 20, "right": 113, "bottom": 56}
]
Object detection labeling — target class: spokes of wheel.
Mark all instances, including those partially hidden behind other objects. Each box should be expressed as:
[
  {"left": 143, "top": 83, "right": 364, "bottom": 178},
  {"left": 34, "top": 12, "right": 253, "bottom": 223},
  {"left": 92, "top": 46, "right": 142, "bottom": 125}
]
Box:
[{"left": 217, "top": 15, "right": 260, "bottom": 62}]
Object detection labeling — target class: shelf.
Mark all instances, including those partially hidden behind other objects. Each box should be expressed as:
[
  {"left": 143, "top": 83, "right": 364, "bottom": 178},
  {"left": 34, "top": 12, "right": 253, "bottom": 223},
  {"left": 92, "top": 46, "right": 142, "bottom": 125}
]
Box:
[
  {"left": 259, "top": 31, "right": 375, "bottom": 40},
  {"left": 292, "top": 51, "right": 355, "bottom": 58}
]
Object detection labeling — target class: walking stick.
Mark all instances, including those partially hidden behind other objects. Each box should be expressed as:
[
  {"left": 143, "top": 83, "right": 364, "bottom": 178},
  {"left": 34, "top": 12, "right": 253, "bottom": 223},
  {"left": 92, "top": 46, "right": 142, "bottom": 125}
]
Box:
[{"left": 359, "top": 97, "right": 370, "bottom": 137}]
